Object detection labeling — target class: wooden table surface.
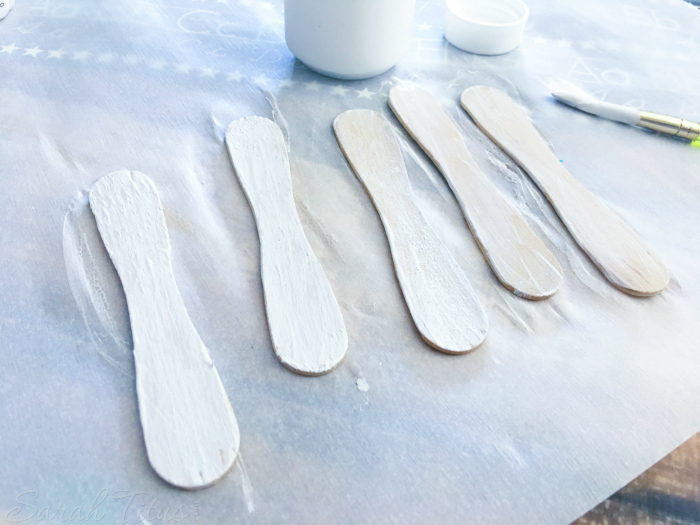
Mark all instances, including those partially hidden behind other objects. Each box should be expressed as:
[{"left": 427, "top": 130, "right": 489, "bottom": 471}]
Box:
[{"left": 572, "top": 432, "right": 700, "bottom": 524}]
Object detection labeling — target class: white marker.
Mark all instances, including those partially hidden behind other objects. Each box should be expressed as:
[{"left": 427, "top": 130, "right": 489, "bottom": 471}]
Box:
[{"left": 551, "top": 81, "right": 700, "bottom": 141}]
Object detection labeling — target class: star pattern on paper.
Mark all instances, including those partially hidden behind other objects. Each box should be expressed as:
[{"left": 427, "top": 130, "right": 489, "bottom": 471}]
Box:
[
  {"left": 23, "top": 46, "right": 44, "bottom": 57},
  {"left": 47, "top": 49, "right": 66, "bottom": 59},
  {"left": 418, "top": 23, "right": 431, "bottom": 31},
  {"left": 0, "top": 43, "right": 19, "bottom": 54},
  {"left": 356, "top": 88, "right": 375, "bottom": 99},
  {"left": 0, "top": 40, "right": 396, "bottom": 108}
]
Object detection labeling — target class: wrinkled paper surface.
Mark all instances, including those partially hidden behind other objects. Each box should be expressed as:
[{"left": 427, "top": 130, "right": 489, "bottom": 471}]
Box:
[{"left": 1, "top": 0, "right": 700, "bottom": 523}]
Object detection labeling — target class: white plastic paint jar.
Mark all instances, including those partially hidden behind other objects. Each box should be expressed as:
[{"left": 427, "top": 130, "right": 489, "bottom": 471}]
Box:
[
  {"left": 284, "top": 0, "right": 416, "bottom": 80},
  {"left": 0, "top": 0, "right": 16, "bottom": 20}
]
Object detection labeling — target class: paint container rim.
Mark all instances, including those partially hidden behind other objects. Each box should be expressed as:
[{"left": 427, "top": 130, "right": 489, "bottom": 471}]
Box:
[
  {"left": 444, "top": 0, "right": 529, "bottom": 55},
  {"left": 445, "top": 0, "right": 529, "bottom": 28}
]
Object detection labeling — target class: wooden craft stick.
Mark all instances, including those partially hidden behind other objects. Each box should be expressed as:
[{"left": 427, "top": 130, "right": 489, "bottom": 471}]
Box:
[
  {"left": 90, "top": 170, "right": 240, "bottom": 490},
  {"left": 334, "top": 109, "right": 488, "bottom": 354},
  {"left": 460, "top": 86, "right": 670, "bottom": 297},
  {"left": 226, "top": 117, "right": 348, "bottom": 375},
  {"left": 389, "top": 86, "right": 563, "bottom": 301}
]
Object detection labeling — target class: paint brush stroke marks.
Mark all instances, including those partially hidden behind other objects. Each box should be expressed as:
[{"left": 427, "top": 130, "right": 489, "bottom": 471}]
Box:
[
  {"left": 62, "top": 192, "right": 135, "bottom": 377},
  {"left": 225, "top": 117, "right": 348, "bottom": 376},
  {"left": 388, "top": 86, "right": 563, "bottom": 301},
  {"left": 89, "top": 170, "right": 239, "bottom": 490},
  {"left": 334, "top": 109, "right": 487, "bottom": 353},
  {"left": 461, "top": 86, "right": 670, "bottom": 297}
]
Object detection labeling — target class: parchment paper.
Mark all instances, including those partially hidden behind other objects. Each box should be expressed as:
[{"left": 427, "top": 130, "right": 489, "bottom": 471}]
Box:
[{"left": 1, "top": 0, "right": 700, "bottom": 523}]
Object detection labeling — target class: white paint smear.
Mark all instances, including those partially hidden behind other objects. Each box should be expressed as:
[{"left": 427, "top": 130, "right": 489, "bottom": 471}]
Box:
[
  {"left": 62, "top": 192, "right": 134, "bottom": 377},
  {"left": 355, "top": 377, "right": 370, "bottom": 393}
]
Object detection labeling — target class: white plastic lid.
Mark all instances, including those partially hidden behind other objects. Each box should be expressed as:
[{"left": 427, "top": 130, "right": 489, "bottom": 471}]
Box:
[{"left": 444, "top": 0, "right": 529, "bottom": 56}]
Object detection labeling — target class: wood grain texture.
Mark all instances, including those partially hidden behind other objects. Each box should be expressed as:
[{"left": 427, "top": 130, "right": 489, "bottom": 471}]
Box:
[
  {"left": 89, "top": 170, "right": 239, "bottom": 490},
  {"left": 388, "top": 86, "right": 562, "bottom": 301},
  {"left": 461, "top": 86, "right": 670, "bottom": 297},
  {"left": 573, "top": 432, "right": 700, "bottom": 524},
  {"left": 225, "top": 117, "right": 348, "bottom": 376},
  {"left": 334, "top": 109, "right": 488, "bottom": 354}
]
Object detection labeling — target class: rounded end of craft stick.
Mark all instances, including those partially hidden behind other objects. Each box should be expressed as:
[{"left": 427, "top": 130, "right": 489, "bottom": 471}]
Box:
[
  {"left": 276, "top": 333, "right": 350, "bottom": 377},
  {"left": 148, "top": 436, "right": 240, "bottom": 491},
  {"left": 420, "top": 330, "right": 487, "bottom": 355},
  {"left": 416, "top": 307, "right": 489, "bottom": 355},
  {"left": 279, "top": 352, "right": 348, "bottom": 377},
  {"left": 609, "top": 270, "right": 671, "bottom": 298}
]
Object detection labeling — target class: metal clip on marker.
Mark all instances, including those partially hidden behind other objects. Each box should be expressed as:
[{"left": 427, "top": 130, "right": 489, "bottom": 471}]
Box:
[
  {"left": 638, "top": 112, "right": 700, "bottom": 141},
  {"left": 551, "top": 82, "right": 700, "bottom": 143}
]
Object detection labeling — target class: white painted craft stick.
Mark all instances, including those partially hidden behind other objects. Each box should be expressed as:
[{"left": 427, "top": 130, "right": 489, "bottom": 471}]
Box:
[
  {"left": 225, "top": 117, "right": 348, "bottom": 375},
  {"left": 89, "top": 170, "right": 240, "bottom": 490},
  {"left": 461, "top": 86, "right": 670, "bottom": 296},
  {"left": 389, "top": 86, "right": 563, "bottom": 301},
  {"left": 334, "top": 109, "right": 487, "bottom": 353}
]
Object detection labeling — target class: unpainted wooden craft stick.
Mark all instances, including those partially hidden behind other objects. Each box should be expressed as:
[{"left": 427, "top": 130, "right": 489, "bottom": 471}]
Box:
[
  {"left": 460, "top": 86, "right": 670, "bottom": 297},
  {"left": 389, "top": 86, "right": 563, "bottom": 301},
  {"left": 334, "top": 109, "right": 488, "bottom": 354}
]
